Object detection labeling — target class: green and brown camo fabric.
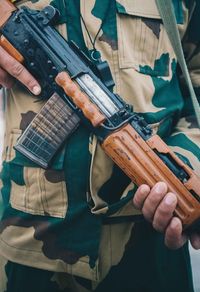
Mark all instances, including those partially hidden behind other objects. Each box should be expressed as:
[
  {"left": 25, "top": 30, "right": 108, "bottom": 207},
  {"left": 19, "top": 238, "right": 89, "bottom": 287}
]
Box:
[{"left": 0, "top": 0, "right": 199, "bottom": 291}]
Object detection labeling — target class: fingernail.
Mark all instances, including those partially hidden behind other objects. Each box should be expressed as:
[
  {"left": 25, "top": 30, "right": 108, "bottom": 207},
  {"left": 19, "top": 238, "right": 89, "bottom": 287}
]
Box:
[
  {"left": 32, "top": 85, "right": 41, "bottom": 95},
  {"left": 140, "top": 185, "right": 149, "bottom": 195},
  {"left": 171, "top": 218, "right": 179, "bottom": 229},
  {"left": 165, "top": 194, "right": 176, "bottom": 206},
  {"left": 155, "top": 182, "right": 166, "bottom": 193}
]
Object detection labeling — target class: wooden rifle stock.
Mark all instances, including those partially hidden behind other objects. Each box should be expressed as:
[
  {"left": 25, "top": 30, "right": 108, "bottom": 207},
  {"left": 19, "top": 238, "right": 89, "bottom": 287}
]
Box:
[{"left": 56, "top": 72, "right": 200, "bottom": 230}]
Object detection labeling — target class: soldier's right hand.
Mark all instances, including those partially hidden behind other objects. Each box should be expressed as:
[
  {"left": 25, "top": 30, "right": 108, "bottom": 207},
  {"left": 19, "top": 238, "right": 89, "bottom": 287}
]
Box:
[{"left": 0, "top": 46, "right": 41, "bottom": 94}]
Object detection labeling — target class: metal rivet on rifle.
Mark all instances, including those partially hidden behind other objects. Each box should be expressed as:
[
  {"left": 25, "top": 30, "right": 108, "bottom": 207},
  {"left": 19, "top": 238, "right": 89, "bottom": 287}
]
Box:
[
  {"left": 14, "top": 16, "right": 21, "bottom": 23},
  {"left": 27, "top": 49, "right": 34, "bottom": 57},
  {"left": 132, "top": 115, "right": 139, "bottom": 121},
  {"left": 37, "top": 14, "right": 44, "bottom": 20},
  {"left": 52, "top": 66, "right": 57, "bottom": 72},
  {"left": 43, "top": 20, "right": 48, "bottom": 25},
  {"left": 24, "top": 39, "right": 29, "bottom": 45}
]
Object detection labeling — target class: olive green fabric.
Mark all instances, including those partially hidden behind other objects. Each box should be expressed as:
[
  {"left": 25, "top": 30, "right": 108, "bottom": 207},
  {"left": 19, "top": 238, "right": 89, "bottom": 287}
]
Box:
[{"left": 0, "top": 0, "right": 199, "bottom": 291}]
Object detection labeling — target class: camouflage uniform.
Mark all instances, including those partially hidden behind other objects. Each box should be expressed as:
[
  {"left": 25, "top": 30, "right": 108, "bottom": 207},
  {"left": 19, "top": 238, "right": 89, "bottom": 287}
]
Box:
[{"left": 0, "top": 0, "right": 199, "bottom": 291}]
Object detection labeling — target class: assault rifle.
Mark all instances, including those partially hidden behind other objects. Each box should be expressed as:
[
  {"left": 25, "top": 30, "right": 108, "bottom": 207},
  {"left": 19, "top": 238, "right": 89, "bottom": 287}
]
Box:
[{"left": 0, "top": 0, "right": 200, "bottom": 231}]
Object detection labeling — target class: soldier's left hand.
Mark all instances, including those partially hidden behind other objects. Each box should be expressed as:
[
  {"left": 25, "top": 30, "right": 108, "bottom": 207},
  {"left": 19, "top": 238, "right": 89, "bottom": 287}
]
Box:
[{"left": 133, "top": 181, "right": 200, "bottom": 250}]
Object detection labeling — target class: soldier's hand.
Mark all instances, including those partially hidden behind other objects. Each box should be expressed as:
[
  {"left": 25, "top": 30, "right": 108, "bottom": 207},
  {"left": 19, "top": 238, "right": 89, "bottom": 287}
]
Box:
[
  {"left": 0, "top": 46, "right": 41, "bottom": 94},
  {"left": 133, "top": 181, "right": 200, "bottom": 250}
]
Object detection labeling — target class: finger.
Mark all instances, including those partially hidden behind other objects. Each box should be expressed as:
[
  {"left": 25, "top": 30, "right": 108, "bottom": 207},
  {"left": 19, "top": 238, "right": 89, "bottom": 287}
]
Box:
[
  {"left": 133, "top": 184, "right": 150, "bottom": 209},
  {"left": 0, "top": 67, "right": 15, "bottom": 88},
  {"left": 190, "top": 233, "right": 200, "bottom": 250},
  {"left": 0, "top": 46, "right": 41, "bottom": 94},
  {"left": 142, "top": 182, "right": 168, "bottom": 222},
  {"left": 165, "top": 217, "right": 188, "bottom": 249},
  {"left": 152, "top": 192, "right": 177, "bottom": 232}
]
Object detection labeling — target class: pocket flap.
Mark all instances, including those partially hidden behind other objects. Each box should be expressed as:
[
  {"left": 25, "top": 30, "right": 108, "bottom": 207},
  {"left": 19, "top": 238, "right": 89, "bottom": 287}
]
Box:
[{"left": 116, "top": 0, "right": 161, "bottom": 19}]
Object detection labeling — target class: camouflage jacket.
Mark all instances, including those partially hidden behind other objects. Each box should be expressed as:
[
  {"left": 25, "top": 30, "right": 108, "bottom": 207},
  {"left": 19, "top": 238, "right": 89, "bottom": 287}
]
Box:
[{"left": 0, "top": 0, "right": 200, "bottom": 284}]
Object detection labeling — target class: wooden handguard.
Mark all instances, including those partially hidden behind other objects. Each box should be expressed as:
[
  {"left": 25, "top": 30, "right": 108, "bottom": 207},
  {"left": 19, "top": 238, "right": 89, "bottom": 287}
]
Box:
[
  {"left": 102, "top": 124, "right": 200, "bottom": 230},
  {"left": 0, "top": 35, "right": 24, "bottom": 62},
  {"left": 56, "top": 72, "right": 106, "bottom": 127}
]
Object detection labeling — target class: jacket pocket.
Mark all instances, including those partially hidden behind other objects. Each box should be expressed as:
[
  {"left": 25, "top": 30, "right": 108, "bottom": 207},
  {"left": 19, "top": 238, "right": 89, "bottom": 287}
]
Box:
[
  {"left": 5, "top": 128, "right": 67, "bottom": 218},
  {"left": 116, "top": 0, "right": 176, "bottom": 76}
]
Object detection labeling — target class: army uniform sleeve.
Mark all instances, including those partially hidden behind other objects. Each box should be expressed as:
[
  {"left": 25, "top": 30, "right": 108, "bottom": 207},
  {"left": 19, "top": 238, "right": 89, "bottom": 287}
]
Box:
[{"left": 165, "top": 1, "right": 200, "bottom": 176}]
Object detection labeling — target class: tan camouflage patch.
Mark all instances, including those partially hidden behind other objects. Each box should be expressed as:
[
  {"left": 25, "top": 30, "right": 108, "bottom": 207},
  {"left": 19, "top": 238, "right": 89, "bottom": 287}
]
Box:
[
  {"left": 4, "top": 128, "right": 22, "bottom": 161},
  {"left": 173, "top": 117, "right": 200, "bottom": 152},
  {"left": 0, "top": 224, "right": 100, "bottom": 281},
  {"left": 89, "top": 141, "right": 112, "bottom": 214},
  {"left": 0, "top": 255, "right": 8, "bottom": 292},
  {"left": 117, "top": 0, "right": 161, "bottom": 19},
  {"left": 80, "top": 0, "right": 102, "bottom": 51},
  {"left": 117, "top": 68, "right": 161, "bottom": 113},
  {"left": 9, "top": 167, "right": 67, "bottom": 218},
  {"left": 116, "top": 6, "right": 176, "bottom": 73},
  {"left": 17, "top": 0, "right": 51, "bottom": 9}
]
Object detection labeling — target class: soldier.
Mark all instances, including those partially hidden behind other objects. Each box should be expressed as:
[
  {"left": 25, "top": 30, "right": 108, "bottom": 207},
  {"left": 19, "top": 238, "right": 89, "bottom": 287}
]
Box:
[{"left": 0, "top": 0, "right": 199, "bottom": 291}]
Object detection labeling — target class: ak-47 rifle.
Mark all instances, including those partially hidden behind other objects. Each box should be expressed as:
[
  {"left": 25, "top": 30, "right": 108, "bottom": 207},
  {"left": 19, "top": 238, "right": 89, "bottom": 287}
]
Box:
[{"left": 0, "top": 0, "right": 200, "bottom": 231}]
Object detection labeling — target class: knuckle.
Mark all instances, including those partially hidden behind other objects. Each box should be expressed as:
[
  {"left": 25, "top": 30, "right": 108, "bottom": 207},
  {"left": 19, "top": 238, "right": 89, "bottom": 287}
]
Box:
[
  {"left": 153, "top": 214, "right": 168, "bottom": 232},
  {"left": 152, "top": 220, "right": 163, "bottom": 232},
  {"left": 142, "top": 206, "right": 153, "bottom": 222},
  {"left": 133, "top": 194, "right": 142, "bottom": 209},
  {"left": 157, "top": 204, "right": 171, "bottom": 218},
  {"left": 11, "top": 62, "right": 25, "bottom": 77},
  {"left": 148, "top": 194, "right": 159, "bottom": 206}
]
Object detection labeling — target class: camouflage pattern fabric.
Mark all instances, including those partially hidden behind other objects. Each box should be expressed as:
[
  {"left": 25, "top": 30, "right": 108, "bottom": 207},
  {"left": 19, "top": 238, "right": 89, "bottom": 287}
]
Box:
[
  {"left": 0, "top": 0, "right": 199, "bottom": 291},
  {"left": 0, "top": 223, "right": 194, "bottom": 292}
]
